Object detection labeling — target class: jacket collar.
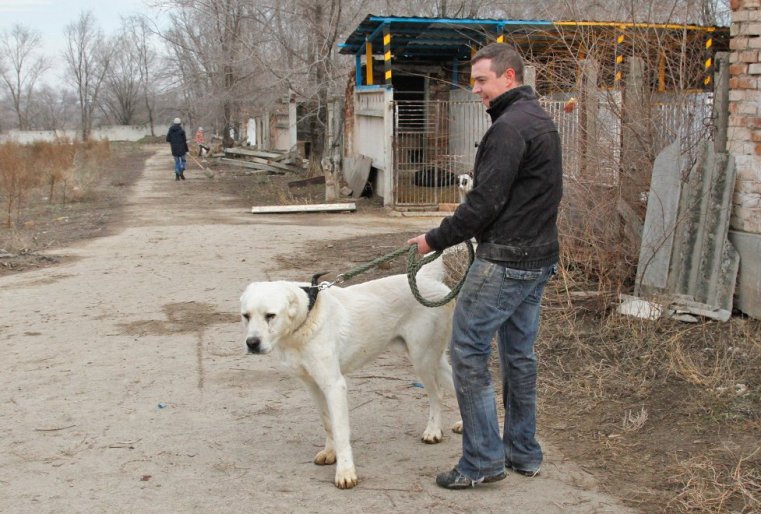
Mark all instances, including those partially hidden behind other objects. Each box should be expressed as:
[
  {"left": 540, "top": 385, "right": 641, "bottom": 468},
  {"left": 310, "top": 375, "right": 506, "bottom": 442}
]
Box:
[{"left": 486, "top": 85, "right": 535, "bottom": 122}]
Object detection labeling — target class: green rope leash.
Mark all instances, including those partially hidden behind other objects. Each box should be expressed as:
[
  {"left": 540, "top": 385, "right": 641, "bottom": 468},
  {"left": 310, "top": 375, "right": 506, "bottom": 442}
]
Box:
[
  {"left": 328, "top": 240, "right": 475, "bottom": 307},
  {"left": 406, "top": 240, "right": 474, "bottom": 307}
]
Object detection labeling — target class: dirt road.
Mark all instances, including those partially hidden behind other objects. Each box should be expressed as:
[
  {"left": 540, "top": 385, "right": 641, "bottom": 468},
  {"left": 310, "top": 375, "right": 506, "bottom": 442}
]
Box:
[{"left": 0, "top": 149, "right": 635, "bottom": 513}]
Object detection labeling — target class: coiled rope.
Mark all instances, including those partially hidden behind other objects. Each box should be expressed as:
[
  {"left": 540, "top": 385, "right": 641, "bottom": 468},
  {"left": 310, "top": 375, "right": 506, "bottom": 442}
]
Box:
[{"left": 324, "top": 240, "right": 475, "bottom": 307}]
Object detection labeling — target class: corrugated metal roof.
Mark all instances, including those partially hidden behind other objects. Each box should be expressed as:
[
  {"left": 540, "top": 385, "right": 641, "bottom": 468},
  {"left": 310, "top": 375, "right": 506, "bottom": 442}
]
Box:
[{"left": 339, "top": 14, "right": 726, "bottom": 61}]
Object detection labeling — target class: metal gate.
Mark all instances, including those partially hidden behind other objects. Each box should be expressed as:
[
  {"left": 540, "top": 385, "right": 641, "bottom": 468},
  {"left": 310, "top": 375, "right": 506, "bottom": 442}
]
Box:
[{"left": 392, "top": 97, "right": 579, "bottom": 209}]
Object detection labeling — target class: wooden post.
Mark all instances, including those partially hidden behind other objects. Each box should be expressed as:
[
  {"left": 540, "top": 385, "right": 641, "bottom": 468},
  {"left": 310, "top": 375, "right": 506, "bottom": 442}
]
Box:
[
  {"left": 703, "top": 32, "right": 714, "bottom": 88},
  {"left": 614, "top": 28, "right": 625, "bottom": 87},
  {"left": 383, "top": 25, "right": 392, "bottom": 86},
  {"left": 365, "top": 38, "right": 374, "bottom": 86},
  {"left": 620, "top": 56, "right": 649, "bottom": 214},
  {"left": 712, "top": 52, "right": 729, "bottom": 154},
  {"left": 524, "top": 65, "right": 536, "bottom": 89},
  {"left": 579, "top": 58, "right": 599, "bottom": 178}
]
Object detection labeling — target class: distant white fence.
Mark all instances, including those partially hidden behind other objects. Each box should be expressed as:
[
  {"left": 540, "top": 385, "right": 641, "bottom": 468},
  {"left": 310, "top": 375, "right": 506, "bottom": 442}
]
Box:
[{"left": 0, "top": 125, "right": 154, "bottom": 144}]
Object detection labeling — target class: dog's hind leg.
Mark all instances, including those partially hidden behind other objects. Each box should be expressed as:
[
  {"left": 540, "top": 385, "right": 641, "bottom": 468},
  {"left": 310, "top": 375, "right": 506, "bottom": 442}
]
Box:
[
  {"left": 406, "top": 343, "right": 446, "bottom": 444},
  {"left": 304, "top": 380, "right": 336, "bottom": 466}
]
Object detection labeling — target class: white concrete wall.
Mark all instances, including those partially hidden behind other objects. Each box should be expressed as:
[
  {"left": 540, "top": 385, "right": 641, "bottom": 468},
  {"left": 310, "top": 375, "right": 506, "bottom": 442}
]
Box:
[{"left": 0, "top": 125, "right": 153, "bottom": 144}]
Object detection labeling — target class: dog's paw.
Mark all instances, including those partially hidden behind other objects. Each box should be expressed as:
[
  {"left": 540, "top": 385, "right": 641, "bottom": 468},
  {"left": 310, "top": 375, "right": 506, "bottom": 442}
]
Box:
[
  {"left": 314, "top": 449, "right": 337, "bottom": 465},
  {"left": 334, "top": 467, "right": 358, "bottom": 489},
  {"left": 422, "top": 428, "right": 443, "bottom": 444},
  {"left": 451, "top": 420, "right": 464, "bottom": 434}
]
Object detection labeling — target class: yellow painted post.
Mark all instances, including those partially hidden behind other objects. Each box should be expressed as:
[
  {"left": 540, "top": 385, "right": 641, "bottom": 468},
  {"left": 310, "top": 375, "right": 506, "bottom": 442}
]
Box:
[
  {"left": 658, "top": 51, "right": 666, "bottom": 92},
  {"left": 614, "top": 28, "right": 625, "bottom": 87},
  {"left": 365, "top": 38, "right": 373, "bottom": 86},
  {"left": 470, "top": 45, "right": 477, "bottom": 87},
  {"left": 383, "top": 25, "right": 392, "bottom": 85},
  {"left": 704, "top": 33, "right": 713, "bottom": 87}
]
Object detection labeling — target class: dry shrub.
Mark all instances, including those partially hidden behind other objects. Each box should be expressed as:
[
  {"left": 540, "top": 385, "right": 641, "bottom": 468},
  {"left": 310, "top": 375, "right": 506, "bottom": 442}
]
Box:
[
  {"left": 0, "top": 142, "right": 37, "bottom": 227},
  {"left": 0, "top": 139, "right": 114, "bottom": 226},
  {"left": 27, "top": 140, "right": 77, "bottom": 203},
  {"left": 557, "top": 176, "right": 639, "bottom": 307},
  {"left": 68, "top": 139, "right": 112, "bottom": 201},
  {"left": 667, "top": 448, "right": 761, "bottom": 513}
]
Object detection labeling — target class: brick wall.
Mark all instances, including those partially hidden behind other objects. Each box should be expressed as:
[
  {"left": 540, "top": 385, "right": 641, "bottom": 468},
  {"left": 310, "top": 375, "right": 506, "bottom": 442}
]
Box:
[{"left": 729, "top": 0, "right": 761, "bottom": 233}]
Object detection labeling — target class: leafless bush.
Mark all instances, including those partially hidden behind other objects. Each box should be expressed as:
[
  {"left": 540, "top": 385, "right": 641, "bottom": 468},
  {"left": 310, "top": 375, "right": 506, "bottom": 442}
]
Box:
[{"left": 67, "top": 140, "right": 111, "bottom": 201}]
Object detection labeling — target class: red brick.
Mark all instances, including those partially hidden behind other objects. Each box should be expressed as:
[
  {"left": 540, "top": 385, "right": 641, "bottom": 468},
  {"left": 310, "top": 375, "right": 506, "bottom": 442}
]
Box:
[
  {"left": 738, "top": 50, "right": 760, "bottom": 63},
  {"left": 752, "top": 130, "right": 761, "bottom": 142},
  {"left": 731, "top": 37, "right": 750, "bottom": 50},
  {"left": 730, "top": 76, "right": 759, "bottom": 88},
  {"left": 730, "top": 63, "right": 749, "bottom": 75},
  {"left": 755, "top": 143, "right": 761, "bottom": 155}
]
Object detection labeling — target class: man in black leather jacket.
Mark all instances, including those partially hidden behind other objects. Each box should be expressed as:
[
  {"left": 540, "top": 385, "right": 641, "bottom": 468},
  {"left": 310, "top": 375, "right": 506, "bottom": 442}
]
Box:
[{"left": 408, "top": 43, "right": 563, "bottom": 489}]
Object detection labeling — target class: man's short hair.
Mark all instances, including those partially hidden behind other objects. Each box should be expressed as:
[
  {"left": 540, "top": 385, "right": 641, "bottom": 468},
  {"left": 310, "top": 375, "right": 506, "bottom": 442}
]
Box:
[{"left": 472, "top": 43, "right": 524, "bottom": 84}]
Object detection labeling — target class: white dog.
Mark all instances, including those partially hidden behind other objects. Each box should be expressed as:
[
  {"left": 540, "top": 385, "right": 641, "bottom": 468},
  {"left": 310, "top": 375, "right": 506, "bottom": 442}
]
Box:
[
  {"left": 457, "top": 173, "right": 473, "bottom": 203},
  {"left": 240, "top": 260, "right": 461, "bottom": 489}
]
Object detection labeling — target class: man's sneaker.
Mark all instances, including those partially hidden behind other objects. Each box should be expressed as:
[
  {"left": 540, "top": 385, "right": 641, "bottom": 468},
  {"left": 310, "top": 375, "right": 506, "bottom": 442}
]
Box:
[
  {"left": 435, "top": 468, "right": 506, "bottom": 489},
  {"left": 507, "top": 461, "right": 540, "bottom": 477}
]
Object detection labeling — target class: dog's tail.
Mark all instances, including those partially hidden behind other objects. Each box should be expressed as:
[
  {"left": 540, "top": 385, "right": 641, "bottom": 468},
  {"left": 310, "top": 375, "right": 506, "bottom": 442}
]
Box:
[{"left": 416, "top": 254, "right": 447, "bottom": 283}]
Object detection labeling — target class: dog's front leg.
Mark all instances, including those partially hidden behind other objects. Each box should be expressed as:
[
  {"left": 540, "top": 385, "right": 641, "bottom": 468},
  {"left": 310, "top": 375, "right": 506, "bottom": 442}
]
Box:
[
  {"left": 304, "top": 380, "right": 336, "bottom": 465},
  {"left": 322, "top": 375, "right": 357, "bottom": 489}
]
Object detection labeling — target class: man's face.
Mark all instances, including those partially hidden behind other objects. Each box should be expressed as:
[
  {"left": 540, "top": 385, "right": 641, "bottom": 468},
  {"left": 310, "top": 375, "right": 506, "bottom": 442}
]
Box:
[{"left": 471, "top": 58, "right": 515, "bottom": 107}]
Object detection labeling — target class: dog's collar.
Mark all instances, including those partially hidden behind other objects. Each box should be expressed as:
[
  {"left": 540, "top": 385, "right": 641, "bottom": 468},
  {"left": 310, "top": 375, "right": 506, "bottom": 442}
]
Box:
[{"left": 300, "top": 272, "right": 330, "bottom": 311}]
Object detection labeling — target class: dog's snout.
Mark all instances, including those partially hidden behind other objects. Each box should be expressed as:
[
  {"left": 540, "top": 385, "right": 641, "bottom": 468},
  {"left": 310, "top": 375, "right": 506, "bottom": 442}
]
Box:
[{"left": 246, "top": 336, "right": 262, "bottom": 354}]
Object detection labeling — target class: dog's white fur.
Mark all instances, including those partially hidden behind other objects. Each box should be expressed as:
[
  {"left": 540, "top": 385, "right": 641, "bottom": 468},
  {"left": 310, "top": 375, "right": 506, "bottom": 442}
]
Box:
[
  {"left": 240, "top": 259, "right": 460, "bottom": 489},
  {"left": 457, "top": 173, "right": 473, "bottom": 203}
]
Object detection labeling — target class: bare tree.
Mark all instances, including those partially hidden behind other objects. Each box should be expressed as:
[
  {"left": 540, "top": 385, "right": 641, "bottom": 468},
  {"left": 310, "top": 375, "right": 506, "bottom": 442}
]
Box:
[
  {"left": 62, "top": 12, "right": 114, "bottom": 140},
  {"left": 0, "top": 24, "right": 51, "bottom": 130},
  {"left": 101, "top": 36, "right": 142, "bottom": 124},
  {"left": 29, "top": 85, "right": 78, "bottom": 131},
  {"left": 124, "top": 16, "right": 159, "bottom": 135},
  {"left": 160, "top": 0, "right": 257, "bottom": 147}
]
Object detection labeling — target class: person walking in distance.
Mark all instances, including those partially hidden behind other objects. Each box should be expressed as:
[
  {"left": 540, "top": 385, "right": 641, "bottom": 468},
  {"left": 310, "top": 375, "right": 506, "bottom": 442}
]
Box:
[
  {"left": 407, "top": 43, "right": 563, "bottom": 489},
  {"left": 166, "top": 117, "right": 189, "bottom": 180},
  {"left": 194, "top": 126, "right": 206, "bottom": 157}
]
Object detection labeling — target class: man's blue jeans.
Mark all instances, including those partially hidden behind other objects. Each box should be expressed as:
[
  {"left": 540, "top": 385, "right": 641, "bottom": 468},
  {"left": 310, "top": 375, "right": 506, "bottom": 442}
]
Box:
[
  {"left": 450, "top": 257, "right": 555, "bottom": 480},
  {"left": 174, "top": 155, "right": 186, "bottom": 175}
]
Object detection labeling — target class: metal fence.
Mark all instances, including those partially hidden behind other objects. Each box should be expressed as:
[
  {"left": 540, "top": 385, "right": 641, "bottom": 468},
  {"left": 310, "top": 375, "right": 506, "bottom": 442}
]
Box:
[
  {"left": 391, "top": 92, "right": 713, "bottom": 209},
  {"left": 392, "top": 98, "right": 578, "bottom": 208}
]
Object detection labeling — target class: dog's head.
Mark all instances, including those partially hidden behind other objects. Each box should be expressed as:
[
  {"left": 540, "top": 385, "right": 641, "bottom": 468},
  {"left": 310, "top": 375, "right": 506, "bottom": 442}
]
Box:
[
  {"left": 457, "top": 173, "right": 473, "bottom": 192},
  {"left": 239, "top": 281, "right": 308, "bottom": 354}
]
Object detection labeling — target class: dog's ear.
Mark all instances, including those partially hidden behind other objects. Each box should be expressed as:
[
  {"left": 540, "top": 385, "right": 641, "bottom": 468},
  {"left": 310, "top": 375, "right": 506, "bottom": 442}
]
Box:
[{"left": 286, "top": 288, "right": 301, "bottom": 322}]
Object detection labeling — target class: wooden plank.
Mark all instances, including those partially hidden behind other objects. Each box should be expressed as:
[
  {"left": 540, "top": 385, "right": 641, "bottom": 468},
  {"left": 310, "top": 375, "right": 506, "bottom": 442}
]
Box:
[
  {"left": 255, "top": 159, "right": 303, "bottom": 173},
  {"left": 224, "top": 147, "right": 283, "bottom": 160},
  {"left": 251, "top": 203, "right": 356, "bottom": 214},
  {"left": 218, "top": 158, "right": 285, "bottom": 175},
  {"left": 288, "top": 175, "right": 325, "bottom": 188}
]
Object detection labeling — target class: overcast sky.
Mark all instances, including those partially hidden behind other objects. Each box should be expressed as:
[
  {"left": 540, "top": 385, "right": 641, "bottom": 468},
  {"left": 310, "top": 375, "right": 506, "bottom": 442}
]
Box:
[{"left": 0, "top": 0, "right": 160, "bottom": 80}]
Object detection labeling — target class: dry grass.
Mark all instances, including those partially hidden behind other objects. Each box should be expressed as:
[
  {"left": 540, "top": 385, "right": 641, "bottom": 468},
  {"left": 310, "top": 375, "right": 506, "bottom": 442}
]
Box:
[
  {"left": 0, "top": 139, "right": 111, "bottom": 228},
  {"left": 667, "top": 448, "right": 761, "bottom": 513}
]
